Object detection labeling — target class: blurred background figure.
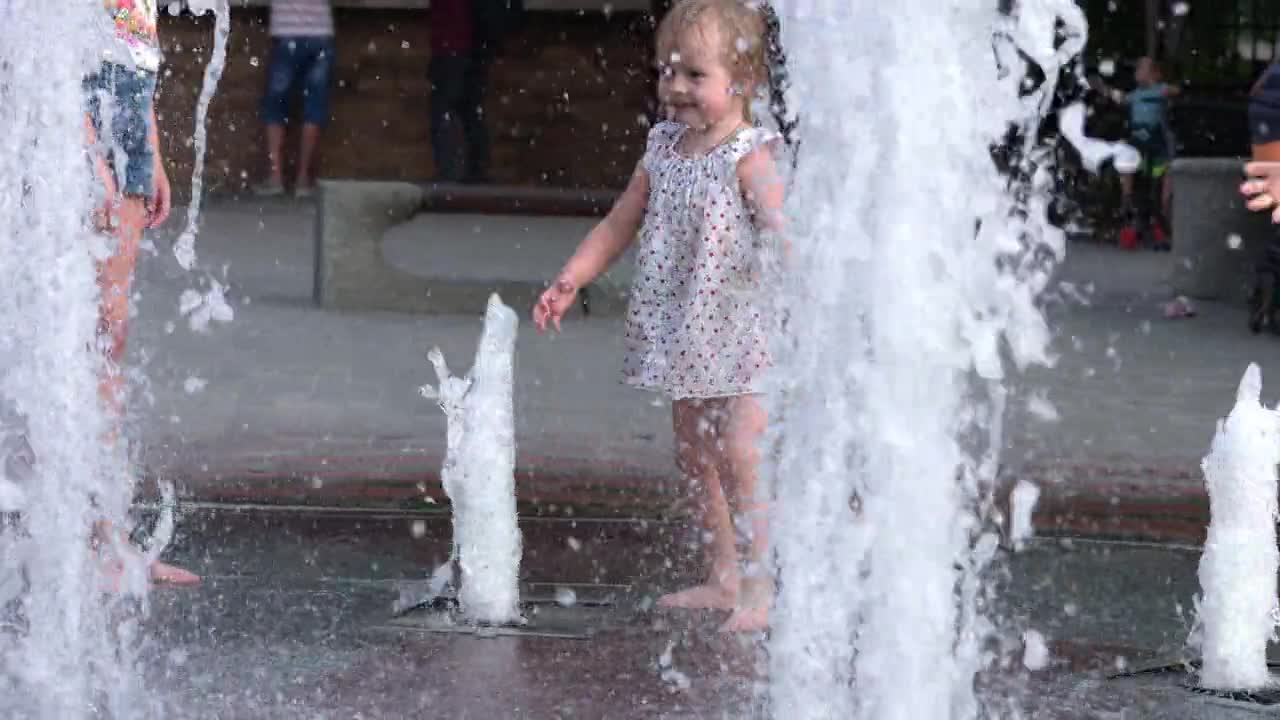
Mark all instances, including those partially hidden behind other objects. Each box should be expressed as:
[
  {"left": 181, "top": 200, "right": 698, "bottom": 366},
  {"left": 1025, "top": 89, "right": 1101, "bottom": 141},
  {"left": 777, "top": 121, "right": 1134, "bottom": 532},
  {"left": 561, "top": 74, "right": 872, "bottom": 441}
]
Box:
[
  {"left": 256, "top": 0, "right": 335, "bottom": 198},
  {"left": 1091, "top": 57, "right": 1180, "bottom": 251},
  {"left": 429, "top": 0, "right": 522, "bottom": 183}
]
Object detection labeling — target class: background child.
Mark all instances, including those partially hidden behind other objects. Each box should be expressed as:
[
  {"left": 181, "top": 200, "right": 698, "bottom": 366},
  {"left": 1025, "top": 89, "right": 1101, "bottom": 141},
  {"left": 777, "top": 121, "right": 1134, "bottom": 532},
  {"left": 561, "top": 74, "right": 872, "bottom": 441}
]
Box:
[
  {"left": 89, "top": 0, "right": 199, "bottom": 586},
  {"left": 1092, "top": 57, "right": 1181, "bottom": 250},
  {"left": 533, "top": 0, "right": 785, "bottom": 633},
  {"left": 255, "top": 0, "right": 336, "bottom": 198}
]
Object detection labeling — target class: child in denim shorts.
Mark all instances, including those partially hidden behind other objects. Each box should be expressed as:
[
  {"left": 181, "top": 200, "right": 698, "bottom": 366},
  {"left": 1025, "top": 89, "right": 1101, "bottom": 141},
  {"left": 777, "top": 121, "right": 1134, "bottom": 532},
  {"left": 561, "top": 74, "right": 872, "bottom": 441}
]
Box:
[
  {"left": 256, "top": 0, "right": 335, "bottom": 197},
  {"left": 87, "top": 0, "right": 198, "bottom": 586}
]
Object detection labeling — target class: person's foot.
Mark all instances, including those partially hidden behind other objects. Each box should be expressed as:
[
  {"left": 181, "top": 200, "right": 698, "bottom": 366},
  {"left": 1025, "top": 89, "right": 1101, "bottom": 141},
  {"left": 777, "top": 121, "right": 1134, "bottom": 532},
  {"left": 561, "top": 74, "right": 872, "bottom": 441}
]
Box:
[
  {"left": 1163, "top": 295, "right": 1196, "bottom": 319},
  {"left": 1151, "top": 225, "right": 1171, "bottom": 251},
  {"left": 294, "top": 184, "right": 315, "bottom": 199},
  {"left": 1118, "top": 225, "right": 1140, "bottom": 250},
  {"left": 720, "top": 571, "right": 771, "bottom": 632},
  {"left": 149, "top": 560, "right": 201, "bottom": 586},
  {"left": 656, "top": 582, "right": 737, "bottom": 610},
  {"left": 253, "top": 178, "right": 286, "bottom": 197},
  {"left": 98, "top": 536, "right": 201, "bottom": 593},
  {"left": 720, "top": 605, "right": 769, "bottom": 633}
]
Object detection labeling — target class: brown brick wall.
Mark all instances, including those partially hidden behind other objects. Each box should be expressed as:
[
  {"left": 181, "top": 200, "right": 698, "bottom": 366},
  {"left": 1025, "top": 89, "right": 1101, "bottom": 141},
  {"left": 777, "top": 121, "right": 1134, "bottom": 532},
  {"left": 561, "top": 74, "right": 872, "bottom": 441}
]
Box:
[{"left": 156, "top": 9, "right": 655, "bottom": 199}]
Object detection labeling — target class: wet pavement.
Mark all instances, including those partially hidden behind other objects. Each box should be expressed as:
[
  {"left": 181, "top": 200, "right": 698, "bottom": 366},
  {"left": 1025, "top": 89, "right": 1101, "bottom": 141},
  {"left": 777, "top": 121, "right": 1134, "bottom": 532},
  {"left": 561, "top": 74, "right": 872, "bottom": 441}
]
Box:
[
  {"left": 127, "top": 508, "right": 1278, "bottom": 718},
  {"left": 147, "top": 510, "right": 757, "bottom": 718},
  {"left": 93, "top": 199, "right": 1280, "bottom": 716},
  {"left": 119, "top": 200, "right": 1280, "bottom": 544}
]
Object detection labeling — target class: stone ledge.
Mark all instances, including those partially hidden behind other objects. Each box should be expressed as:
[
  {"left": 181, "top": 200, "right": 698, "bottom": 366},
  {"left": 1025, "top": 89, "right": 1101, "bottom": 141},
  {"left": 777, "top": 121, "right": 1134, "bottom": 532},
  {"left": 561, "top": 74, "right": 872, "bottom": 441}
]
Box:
[
  {"left": 1170, "top": 156, "right": 1274, "bottom": 304},
  {"left": 417, "top": 182, "right": 619, "bottom": 217},
  {"left": 313, "top": 179, "right": 624, "bottom": 315}
]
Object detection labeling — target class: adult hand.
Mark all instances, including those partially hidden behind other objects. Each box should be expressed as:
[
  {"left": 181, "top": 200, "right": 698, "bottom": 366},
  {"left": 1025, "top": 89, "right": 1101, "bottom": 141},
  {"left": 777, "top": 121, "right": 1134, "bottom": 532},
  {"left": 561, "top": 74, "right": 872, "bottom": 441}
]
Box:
[{"left": 1242, "top": 162, "right": 1280, "bottom": 223}]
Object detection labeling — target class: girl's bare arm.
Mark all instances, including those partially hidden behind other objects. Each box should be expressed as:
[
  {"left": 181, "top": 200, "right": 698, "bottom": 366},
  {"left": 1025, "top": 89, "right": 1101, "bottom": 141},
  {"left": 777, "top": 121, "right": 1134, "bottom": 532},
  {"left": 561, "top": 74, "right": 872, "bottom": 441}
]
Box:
[
  {"left": 555, "top": 163, "right": 650, "bottom": 289},
  {"left": 738, "top": 144, "right": 786, "bottom": 236},
  {"left": 147, "top": 104, "right": 172, "bottom": 226}
]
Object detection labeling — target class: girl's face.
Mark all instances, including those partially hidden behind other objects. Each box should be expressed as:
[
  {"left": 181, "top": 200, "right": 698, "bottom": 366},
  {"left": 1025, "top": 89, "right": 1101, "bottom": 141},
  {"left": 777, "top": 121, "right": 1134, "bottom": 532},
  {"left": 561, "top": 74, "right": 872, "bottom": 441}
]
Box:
[{"left": 657, "top": 20, "right": 745, "bottom": 131}]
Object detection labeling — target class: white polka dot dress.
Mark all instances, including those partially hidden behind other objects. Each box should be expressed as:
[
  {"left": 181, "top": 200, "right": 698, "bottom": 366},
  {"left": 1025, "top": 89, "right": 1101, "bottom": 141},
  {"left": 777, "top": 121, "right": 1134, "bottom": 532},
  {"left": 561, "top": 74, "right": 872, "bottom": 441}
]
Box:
[{"left": 621, "top": 121, "right": 780, "bottom": 400}]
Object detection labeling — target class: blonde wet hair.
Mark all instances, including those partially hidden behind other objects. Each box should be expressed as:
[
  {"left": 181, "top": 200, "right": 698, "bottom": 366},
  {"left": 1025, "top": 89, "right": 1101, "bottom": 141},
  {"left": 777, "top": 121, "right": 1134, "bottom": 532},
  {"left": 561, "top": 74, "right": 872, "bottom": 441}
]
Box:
[{"left": 656, "top": 0, "right": 770, "bottom": 119}]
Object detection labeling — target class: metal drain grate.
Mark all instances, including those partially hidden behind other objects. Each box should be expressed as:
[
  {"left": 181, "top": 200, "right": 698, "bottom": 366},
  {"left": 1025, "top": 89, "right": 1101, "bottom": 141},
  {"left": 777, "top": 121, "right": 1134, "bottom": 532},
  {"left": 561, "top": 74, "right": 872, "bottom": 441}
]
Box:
[
  {"left": 1109, "top": 658, "right": 1280, "bottom": 706},
  {"left": 376, "top": 582, "right": 632, "bottom": 640},
  {"left": 1182, "top": 684, "right": 1280, "bottom": 706}
]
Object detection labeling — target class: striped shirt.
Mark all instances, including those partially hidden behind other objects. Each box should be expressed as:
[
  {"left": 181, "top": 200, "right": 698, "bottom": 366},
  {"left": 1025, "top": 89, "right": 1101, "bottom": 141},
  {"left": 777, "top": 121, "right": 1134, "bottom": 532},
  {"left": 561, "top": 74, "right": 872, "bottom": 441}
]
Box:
[{"left": 269, "top": 0, "right": 334, "bottom": 38}]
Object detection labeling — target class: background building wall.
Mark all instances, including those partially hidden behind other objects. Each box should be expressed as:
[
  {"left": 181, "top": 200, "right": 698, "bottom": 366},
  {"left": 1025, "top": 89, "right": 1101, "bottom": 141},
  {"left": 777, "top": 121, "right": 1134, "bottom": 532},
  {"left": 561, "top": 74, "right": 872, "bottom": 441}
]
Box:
[{"left": 157, "top": 7, "right": 656, "bottom": 198}]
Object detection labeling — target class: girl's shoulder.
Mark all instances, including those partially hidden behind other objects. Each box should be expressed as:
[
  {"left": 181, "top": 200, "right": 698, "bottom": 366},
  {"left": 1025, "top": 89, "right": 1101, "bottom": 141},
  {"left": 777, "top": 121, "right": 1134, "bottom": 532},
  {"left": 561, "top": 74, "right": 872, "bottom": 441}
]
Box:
[
  {"left": 642, "top": 121, "right": 686, "bottom": 173},
  {"left": 726, "top": 126, "right": 783, "bottom": 164},
  {"left": 646, "top": 121, "right": 685, "bottom": 149}
]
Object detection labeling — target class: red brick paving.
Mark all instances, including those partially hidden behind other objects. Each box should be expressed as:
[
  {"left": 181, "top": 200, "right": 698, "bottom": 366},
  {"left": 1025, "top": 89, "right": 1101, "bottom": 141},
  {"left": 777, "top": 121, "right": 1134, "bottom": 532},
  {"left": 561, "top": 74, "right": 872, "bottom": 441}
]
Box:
[{"left": 142, "top": 437, "right": 1213, "bottom": 543}]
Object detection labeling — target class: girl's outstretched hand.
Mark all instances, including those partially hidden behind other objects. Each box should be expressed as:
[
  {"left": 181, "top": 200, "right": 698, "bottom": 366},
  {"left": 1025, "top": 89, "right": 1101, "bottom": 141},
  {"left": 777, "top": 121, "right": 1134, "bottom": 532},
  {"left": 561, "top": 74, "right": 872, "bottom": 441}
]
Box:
[
  {"left": 1242, "top": 162, "right": 1280, "bottom": 223},
  {"left": 533, "top": 278, "right": 578, "bottom": 333}
]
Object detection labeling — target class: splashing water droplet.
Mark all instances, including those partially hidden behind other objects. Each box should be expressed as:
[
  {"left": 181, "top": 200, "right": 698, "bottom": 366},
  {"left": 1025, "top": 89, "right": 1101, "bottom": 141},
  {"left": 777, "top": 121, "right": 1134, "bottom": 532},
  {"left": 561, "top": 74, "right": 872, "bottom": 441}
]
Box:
[
  {"left": 1026, "top": 392, "right": 1059, "bottom": 422},
  {"left": 173, "top": 0, "right": 231, "bottom": 271},
  {"left": 1022, "top": 630, "right": 1051, "bottom": 670}
]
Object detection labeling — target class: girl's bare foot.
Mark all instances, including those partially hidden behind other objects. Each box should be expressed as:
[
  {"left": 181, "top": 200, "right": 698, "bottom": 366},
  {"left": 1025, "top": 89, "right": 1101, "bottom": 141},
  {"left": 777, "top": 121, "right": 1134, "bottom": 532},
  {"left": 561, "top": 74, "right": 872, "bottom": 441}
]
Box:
[
  {"left": 720, "top": 572, "right": 772, "bottom": 632},
  {"left": 149, "top": 560, "right": 200, "bottom": 586},
  {"left": 93, "top": 519, "right": 200, "bottom": 589},
  {"left": 99, "top": 546, "right": 200, "bottom": 593},
  {"left": 656, "top": 582, "right": 738, "bottom": 610},
  {"left": 720, "top": 605, "right": 768, "bottom": 633}
]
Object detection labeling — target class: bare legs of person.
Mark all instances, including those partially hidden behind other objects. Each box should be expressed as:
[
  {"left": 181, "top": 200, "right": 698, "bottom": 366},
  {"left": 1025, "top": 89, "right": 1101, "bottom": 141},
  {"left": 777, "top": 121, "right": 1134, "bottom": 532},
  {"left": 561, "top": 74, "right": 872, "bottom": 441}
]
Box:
[
  {"left": 717, "top": 395, "right": 770, "bottom": 633},
  {"left": 657, "top": 396, "right": 770, "bottom": 633},
  {"left": 658, "top": 399, "right": 739, "bottom": 612},
  {"left": 296, "top": 123, "right": 321, "bottom": 191},
  {"left": 264, "top": 122, "right": 322, "bottom": 193},
  {"left": 97, "top": 196, "right": 199, "bottom": 588},
  {"left": 1118, "top": 171, "right": 1135, "bottom": 211}
]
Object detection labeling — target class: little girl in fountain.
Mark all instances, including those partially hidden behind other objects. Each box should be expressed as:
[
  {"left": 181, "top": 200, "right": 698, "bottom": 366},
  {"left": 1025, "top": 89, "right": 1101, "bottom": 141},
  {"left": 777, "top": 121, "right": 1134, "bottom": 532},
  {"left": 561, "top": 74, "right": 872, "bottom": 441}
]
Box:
[{"left": 533, "top": 0, "right": 788, "bottom": 633}]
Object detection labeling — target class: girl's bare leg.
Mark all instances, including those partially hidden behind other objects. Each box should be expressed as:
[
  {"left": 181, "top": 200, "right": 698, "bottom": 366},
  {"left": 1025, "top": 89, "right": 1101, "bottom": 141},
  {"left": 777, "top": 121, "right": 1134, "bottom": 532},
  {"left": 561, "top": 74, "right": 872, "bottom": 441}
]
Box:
[
  {"left": 96, "top": 197, "right": 144, "bottom": 418},
  {"left": 657, "top": 398, "right": 739, "bottom": 610},
  {"left": 717, "top": 394, "right": 770, "bottom": 633},
  {"left": 96, "top": 196, "right": 199, "bottom": 587}
]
